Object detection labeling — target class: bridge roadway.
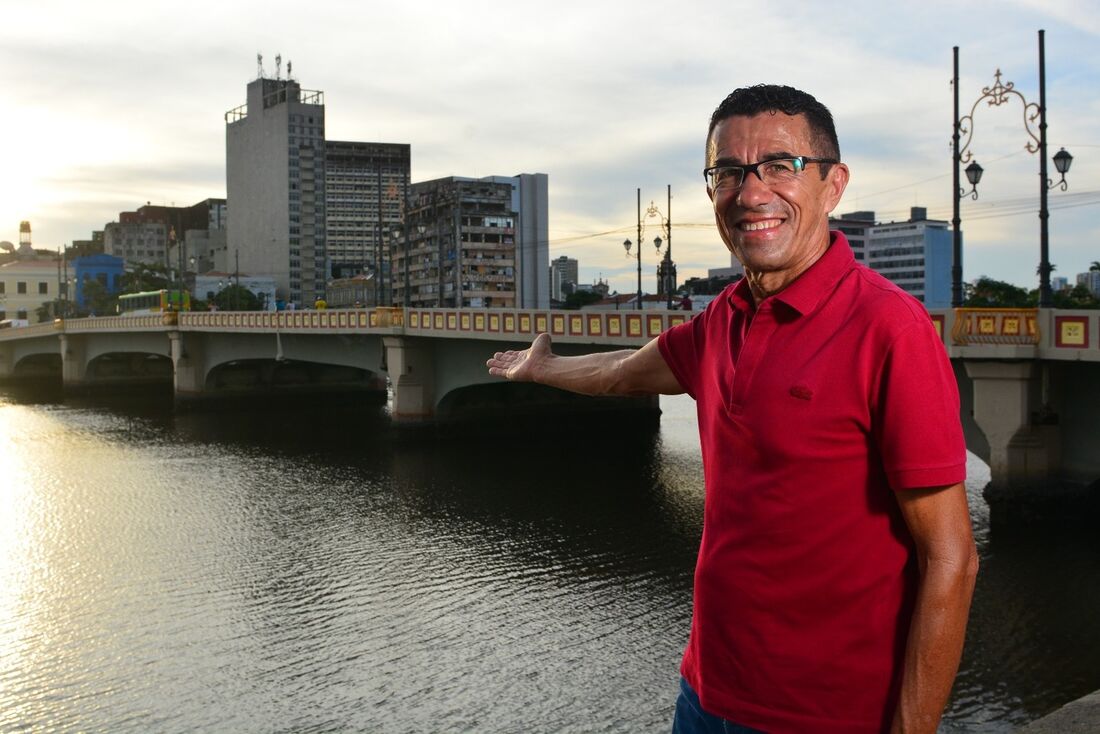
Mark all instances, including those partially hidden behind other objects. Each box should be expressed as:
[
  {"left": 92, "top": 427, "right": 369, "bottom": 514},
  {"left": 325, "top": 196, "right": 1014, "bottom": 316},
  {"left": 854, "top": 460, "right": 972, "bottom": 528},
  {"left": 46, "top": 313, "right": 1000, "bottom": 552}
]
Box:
[{"left": 1, "top": 306, "right": 1098, "bottom": 516}]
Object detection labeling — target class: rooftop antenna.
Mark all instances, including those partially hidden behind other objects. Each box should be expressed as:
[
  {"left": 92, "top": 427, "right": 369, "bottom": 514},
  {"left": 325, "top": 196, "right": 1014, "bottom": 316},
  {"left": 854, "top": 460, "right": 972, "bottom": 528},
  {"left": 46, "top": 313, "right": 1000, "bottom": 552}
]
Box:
[
  {"left": 275, "top": 53, "right": 282, "bottom": 80},
  {"left": 256, "top": 53, "right": 263, "bottom": 79},
  {"left": 287, "top": 60, "right": 292, "bottom": 80}
]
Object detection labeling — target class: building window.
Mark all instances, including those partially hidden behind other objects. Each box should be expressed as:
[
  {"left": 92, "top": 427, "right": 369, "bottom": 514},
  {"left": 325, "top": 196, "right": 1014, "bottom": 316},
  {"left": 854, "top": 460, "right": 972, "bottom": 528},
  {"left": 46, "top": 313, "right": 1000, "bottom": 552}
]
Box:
[
  {"left": 0, "top": 282, "right": 4, "bottom": 294},
  {"left": 17, "top": 281, "right": 27, "bottom": 294},
  {"left": 39, "top": 282, "right": 48, "bottom": 294}
]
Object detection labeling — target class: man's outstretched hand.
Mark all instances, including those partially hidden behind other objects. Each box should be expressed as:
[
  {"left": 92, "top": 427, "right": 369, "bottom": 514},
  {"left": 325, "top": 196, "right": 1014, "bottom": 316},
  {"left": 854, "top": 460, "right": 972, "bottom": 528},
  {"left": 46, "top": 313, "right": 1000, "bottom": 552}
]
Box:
[{"left": 486, "top": 333, "right": 553, "bottom": 382}]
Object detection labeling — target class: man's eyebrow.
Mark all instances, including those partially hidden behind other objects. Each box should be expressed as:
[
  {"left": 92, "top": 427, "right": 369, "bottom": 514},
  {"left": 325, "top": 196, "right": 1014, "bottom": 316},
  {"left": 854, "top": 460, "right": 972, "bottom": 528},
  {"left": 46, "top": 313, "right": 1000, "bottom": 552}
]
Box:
[{"left": 711, "top": 151, "right": 797, "bottom": 167}]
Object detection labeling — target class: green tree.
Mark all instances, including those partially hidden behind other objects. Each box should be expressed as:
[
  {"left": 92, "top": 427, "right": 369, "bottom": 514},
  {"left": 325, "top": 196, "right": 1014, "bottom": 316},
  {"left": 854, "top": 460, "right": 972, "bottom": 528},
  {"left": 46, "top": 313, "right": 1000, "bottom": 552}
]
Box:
[
  {"left": 212, "top": 284, "right": 260, "bottom": 311},
  {"left": 1051, "top": 284, "right": 1100, "bottom": 310},
  {"left": 118, "top": 263, "right": 170, "bottom": 294},
  {"left": 963, "top": 277, "right": 1032, "bottom": 307},
  {"left": 81, "top": 278, "right": 118, "bottom": 316},
  {"left": 1090, "top": 261, "right": 1100, "bottom": 272},
  {"left": 563, "top": 290, "right": 604, "bottom": 310}
]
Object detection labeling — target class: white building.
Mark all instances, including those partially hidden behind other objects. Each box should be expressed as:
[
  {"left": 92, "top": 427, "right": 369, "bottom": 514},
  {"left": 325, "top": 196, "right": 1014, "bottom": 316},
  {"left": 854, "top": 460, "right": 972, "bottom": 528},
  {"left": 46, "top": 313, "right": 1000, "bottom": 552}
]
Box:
[
  {"left": 226, "top": 74, "right": 327, "bottom": 309},
  {"left": 0, "top": 258, "right": 75, "bottom": 322},
  {"left": 194, "top": 272, "right": 277, "bottom": 311},
  {"left": 104, "top": 220, "right": 169, "bottom": 267}
]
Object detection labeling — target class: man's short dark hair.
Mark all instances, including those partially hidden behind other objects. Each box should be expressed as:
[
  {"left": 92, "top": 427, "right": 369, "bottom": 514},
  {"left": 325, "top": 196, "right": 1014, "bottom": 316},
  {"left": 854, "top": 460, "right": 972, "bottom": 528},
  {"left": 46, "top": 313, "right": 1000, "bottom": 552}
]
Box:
[{"left": 707, "top": 85, "right": 840, "bottom": 166}]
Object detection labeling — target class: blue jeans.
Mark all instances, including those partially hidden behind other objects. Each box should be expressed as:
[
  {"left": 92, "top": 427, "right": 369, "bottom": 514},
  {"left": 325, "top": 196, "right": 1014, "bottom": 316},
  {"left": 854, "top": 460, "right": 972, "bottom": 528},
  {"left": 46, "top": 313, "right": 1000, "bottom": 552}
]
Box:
[{"left": 672, "top": 677, "right": 767, "bottom": 734}]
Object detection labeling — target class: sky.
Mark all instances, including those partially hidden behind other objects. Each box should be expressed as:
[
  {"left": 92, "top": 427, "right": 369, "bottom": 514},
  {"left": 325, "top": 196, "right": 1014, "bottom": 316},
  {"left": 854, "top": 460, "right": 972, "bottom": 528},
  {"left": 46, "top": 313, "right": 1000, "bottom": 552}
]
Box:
[{"left": 2, "top": 0, "right": 1099, "bottom": 296}]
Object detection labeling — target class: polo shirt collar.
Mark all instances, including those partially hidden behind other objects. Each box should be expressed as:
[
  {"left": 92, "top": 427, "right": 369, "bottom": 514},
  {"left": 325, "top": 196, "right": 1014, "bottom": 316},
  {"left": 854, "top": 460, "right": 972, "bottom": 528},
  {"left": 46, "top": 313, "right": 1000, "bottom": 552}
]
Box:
[{"left": 726, "top": 231, "right": 856, "bottom": 317}]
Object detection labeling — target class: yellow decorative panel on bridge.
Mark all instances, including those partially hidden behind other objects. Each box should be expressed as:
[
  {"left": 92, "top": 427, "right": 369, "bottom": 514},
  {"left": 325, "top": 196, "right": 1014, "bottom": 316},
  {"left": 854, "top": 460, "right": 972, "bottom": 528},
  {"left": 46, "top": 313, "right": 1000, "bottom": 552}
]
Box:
[
  {"left": 952, "top": 308, "right": 1040, "bottom": 346},
  {"left": 1055, "top": 316, "right": 1089, "bottom": 348},
  {"left": 587, "top": 315, "right": 602, "bottom": 336}
]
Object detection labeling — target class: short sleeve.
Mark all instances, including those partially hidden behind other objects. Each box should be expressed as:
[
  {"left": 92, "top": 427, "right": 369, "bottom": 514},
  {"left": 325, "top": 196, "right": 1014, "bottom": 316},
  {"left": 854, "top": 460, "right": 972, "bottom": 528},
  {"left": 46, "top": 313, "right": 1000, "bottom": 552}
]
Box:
[
  {"left": 658, "top": 307, "right": 708, "bottom": 400},
  {"left": 873, "top": 317, "right": 967, "bottom": 491}
]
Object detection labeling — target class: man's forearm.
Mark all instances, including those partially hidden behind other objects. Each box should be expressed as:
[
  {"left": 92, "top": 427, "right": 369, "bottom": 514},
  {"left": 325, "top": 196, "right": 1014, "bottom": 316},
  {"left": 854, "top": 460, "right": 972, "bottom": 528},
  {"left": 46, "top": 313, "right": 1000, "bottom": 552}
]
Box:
[
  {"left": 891, "top": 553, "right": 978, "bottom": 733},
  {"left": 531, "top": 349, "right": 640, "bottom": 396},
  {"left": 487, "top": 334, "right": 684, "bottom": 396}
]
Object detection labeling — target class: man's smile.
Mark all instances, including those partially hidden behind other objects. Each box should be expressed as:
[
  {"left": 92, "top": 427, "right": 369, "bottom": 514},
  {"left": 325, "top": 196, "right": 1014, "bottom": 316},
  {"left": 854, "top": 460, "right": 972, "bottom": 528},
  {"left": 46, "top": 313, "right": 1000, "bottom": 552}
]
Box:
[{"left": 737, "top": 218, "right": 784, "bottom": 232}]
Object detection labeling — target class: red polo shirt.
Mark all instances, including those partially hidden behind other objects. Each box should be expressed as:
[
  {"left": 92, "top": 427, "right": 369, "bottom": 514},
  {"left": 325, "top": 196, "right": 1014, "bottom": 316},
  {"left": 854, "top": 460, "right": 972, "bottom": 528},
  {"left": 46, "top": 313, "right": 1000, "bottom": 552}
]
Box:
[{"left": 658, "top": 232, "right": 965, "bottom": 733}]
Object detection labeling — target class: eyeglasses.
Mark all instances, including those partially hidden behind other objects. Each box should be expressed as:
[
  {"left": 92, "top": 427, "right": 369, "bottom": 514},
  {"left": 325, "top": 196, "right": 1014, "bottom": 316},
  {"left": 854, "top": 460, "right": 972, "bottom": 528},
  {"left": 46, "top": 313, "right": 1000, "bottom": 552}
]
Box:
[{"left": 703, "top": 156, "right": 838, "bottom": 191}]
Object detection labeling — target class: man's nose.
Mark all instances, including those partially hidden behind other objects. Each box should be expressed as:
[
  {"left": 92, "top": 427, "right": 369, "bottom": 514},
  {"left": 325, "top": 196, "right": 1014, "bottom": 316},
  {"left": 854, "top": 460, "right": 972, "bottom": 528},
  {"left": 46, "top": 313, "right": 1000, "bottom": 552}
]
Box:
[{"left": 736, "top": 171, "right": 773, "bottom": 208}]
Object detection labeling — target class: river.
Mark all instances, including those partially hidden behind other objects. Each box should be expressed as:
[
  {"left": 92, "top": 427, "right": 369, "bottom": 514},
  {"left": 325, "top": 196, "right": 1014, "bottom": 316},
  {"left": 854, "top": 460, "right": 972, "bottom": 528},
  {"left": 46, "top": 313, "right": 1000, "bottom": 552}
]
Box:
[{"left": 0, "top": 386, "right": 1097, "bottom": 732}]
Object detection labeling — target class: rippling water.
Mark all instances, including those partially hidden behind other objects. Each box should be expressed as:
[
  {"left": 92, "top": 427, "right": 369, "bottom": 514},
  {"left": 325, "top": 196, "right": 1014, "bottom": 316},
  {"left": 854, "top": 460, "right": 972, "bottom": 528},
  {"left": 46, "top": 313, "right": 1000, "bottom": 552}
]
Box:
[{"left": 0, "top": 387, "right": 1096, "bottom": 733}]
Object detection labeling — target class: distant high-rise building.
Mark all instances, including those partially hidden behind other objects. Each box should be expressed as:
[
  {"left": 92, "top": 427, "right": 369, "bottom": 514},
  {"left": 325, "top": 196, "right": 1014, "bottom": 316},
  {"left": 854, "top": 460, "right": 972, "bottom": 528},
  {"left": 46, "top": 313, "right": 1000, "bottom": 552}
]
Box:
[
  {"left": 397, "top": 174, "right": 548, "bottom": 308},
  {"left": 226, "top": 74, "right": 326, "bottom": 307},
  {"left": 864, "top": 207, "right": 952, "bottom": 308},
  {"left": 830, "top": 208, "right": 953, "bottom": 307},
  {"left": 1051, "top": 276, "right": 1069, "bottom": 292},
  {"left": 104, "top": 199, "right": 226, "bottom": 270},
  {"left": 104, "top": 219, "right": 168, "bottom": 267},
  {"left": 550, "top": 255, "right": 578, "bottom": 301},
  {"left": 1077, "top": 270, "right": 1100, "bottom": 297},
  {"left": 324, "top": 140, "right": 411, "bottom": 295},
  {"left": 830, "top": 210, "right": 876, "bottom": 262}
]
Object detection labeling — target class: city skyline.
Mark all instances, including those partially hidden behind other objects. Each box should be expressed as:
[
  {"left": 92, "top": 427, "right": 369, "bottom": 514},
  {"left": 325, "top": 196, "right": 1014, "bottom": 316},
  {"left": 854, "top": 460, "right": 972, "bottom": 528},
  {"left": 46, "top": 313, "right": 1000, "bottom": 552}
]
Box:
[{"left": 2, "top": 0, "right": 1099, "bottom": 296}]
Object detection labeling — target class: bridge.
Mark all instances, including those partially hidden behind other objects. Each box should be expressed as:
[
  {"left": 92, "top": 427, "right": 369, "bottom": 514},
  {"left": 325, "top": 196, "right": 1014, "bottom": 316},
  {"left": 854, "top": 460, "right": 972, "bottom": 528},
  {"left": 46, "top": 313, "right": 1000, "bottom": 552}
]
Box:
[{"left": 1, "top": 306, "right": 1098, "bottom": 517}]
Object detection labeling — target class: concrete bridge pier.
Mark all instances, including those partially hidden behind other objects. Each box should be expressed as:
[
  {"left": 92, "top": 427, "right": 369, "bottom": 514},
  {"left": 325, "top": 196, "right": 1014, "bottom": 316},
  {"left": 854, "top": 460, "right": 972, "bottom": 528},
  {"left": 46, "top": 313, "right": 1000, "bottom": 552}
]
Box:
[
  {"left": 0, "top": 343, "right": 12, "bottom": 380},
  {"left": 965, "top": 360, "right": 1065, "bottom": 516},
  {"left": 168, "top": 331, "right": 207, "bottom": 399},
  {"left": 59, "top": 333, "right": 89, "bottom": 391},
  {"left": 383, "top": 335, "right": 435, "bottom": 423}
]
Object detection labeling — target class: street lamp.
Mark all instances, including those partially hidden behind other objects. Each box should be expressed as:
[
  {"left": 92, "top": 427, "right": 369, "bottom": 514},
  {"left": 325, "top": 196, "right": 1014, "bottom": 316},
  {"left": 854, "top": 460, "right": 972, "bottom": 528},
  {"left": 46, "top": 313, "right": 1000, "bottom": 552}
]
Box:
[
  {"left": 622, "top": 186, "right": 673, "bottom": 310},
  {"left": 951, "top": 30, "right": 1074, "bottom": 307}
]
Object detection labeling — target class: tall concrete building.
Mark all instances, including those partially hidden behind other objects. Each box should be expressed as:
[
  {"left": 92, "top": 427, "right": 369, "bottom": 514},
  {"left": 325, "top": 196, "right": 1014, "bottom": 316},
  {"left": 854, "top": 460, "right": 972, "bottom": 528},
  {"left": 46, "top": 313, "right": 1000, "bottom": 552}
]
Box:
[
  {"left": 103, "top": 219, "right": 169, "bottom": 268},
  {"left": 396, "top": 174, "right": 548, "bottom": 309},
  {"left": 1077, "top": 270, "right": 1100, "bottom": 296},
  {"left": 550, "top": 255, "right": 578, "bottom": 301},
  {"left": 830, "top": 210, "right": 875, "bottom": 262},
  {"left": 324, "top": 140, "right": 411, "bottom": 296},
  {"left": 865, "top": 207, "right": 952, "bottom": 308},
  {"left": 226, "top": 75, "right": 326, "bottom": 307},
  {"left": 476, "top": 174, "right": 549, "bottom": 308}
]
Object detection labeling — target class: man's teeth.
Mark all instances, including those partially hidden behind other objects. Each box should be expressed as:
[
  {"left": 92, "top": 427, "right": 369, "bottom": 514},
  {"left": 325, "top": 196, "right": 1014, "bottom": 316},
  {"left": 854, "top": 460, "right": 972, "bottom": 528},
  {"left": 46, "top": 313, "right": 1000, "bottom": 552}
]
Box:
[{"left": 739, "top": 220, "right": 781, "bottom": 231}]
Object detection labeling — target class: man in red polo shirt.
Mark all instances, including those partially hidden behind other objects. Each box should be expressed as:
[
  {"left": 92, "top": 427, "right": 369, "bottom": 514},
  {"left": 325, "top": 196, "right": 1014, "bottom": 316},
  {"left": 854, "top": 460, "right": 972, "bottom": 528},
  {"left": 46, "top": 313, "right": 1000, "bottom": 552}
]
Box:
[{"left": 486, "top": 85, "right": 978, "bottom": 734}]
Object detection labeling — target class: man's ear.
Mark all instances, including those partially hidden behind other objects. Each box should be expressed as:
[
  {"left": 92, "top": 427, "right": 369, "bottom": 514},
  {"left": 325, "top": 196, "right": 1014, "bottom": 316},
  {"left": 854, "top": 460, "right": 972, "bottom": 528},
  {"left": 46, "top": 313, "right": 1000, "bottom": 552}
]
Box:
[{"left": 824, "top": 163, "right": 850, "bottom": 214}]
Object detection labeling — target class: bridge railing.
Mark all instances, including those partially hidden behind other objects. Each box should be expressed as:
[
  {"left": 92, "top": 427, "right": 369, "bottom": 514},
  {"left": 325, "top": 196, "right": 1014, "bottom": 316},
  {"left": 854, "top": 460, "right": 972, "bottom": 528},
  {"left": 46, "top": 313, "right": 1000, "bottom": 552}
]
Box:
[
  {"left": 178, "top": 307, "right": 405, "bottom": 331},
  {"left": 951, "top": 308, "right": 1041, "bottom": 346},
  {"left": 403, "top": 307, "right": 692, "bottom": 343},
  {"left": 0, "top": 321, "right": 62, "bottom": 342}
]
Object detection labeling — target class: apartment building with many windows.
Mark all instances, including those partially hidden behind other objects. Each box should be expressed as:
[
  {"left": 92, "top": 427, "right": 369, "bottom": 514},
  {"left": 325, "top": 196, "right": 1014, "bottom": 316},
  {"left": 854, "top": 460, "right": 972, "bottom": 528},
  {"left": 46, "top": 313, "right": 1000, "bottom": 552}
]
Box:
[
  {"left": 324, "top": 140, "right": 411, "bottom": 295},
  {"left": 831, "top": 207, "right": 953, "bottom": 308},
  {"left": 396, "top": 175, "right": 548, "bottom": 309}
]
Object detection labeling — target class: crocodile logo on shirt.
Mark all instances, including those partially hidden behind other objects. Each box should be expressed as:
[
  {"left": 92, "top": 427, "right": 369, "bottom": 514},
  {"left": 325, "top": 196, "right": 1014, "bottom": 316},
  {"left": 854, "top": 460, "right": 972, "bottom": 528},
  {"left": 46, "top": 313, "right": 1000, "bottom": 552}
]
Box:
[{"left": 789, "top": 384, "right": 814, "bottom": 400}]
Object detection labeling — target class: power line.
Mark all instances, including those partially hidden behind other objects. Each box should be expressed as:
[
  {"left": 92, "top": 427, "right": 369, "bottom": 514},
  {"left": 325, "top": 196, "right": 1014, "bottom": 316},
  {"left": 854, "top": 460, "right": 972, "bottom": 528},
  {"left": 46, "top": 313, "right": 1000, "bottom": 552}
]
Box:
[{"left": 547, "top": 191, "right": 1100, "bottom": 252}]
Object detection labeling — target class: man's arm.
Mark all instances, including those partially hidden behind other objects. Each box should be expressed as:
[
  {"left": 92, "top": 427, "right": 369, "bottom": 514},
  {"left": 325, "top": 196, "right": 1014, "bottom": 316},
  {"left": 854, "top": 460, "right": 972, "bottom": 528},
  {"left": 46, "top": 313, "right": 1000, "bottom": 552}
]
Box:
[
  {"left": 486, "top": 333, "right": 684, "bottom": 396},
  {"left": 891, "top": 482, "right": 979, "bottom": 734}
]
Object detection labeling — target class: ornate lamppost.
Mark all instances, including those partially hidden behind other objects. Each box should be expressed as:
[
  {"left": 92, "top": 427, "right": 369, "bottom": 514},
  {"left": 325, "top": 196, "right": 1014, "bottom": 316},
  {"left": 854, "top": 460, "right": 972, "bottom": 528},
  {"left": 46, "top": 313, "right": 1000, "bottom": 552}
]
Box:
[
  {"left": 622, "top": 186, "right": 673, "bottom": 310},
  {"left": 952, "top": 29, "right": 1074, "bottom": 307}
]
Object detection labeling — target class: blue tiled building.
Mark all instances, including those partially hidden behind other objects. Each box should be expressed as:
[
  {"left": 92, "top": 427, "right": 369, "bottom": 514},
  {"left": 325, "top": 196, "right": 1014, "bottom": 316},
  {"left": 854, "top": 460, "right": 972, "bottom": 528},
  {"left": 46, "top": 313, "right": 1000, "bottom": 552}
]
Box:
[{"left": 72, "top": 254, "right": 125, "bottom": 308}]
